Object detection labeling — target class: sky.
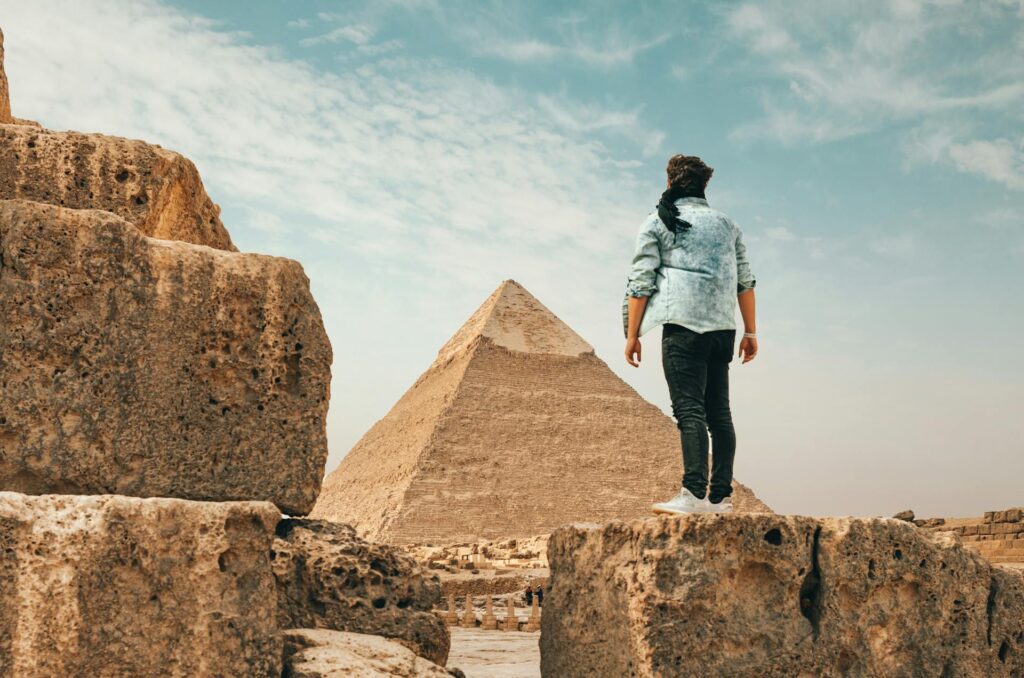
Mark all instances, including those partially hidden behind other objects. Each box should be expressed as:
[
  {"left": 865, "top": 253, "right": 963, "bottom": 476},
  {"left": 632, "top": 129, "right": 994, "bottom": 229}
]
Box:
[{"left": 2, "top": 0, "right": 1022, "bottom": 519}]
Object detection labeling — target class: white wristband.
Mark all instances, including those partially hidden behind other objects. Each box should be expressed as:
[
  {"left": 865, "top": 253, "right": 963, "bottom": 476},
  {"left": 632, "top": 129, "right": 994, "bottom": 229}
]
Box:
[{"left": 743, "top": 332, "right": 757, "bottom": 339}]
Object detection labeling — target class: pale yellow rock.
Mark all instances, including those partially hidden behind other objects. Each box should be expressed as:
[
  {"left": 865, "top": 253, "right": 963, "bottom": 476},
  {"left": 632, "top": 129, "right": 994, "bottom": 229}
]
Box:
[
  {"left": 0, "top": 200, "right": 331, "bottom": 514},
  {"left": 313, "top": 280, "right": 767, "bottom": 543},
  {"left": 0, "top": 491, "right": 282, "bottom": 677},
  {"left": 0, "top": 124, "right": 235, "bottom": 249},
  {"left": 541, "top": 513, "right": 1024, "bottom": 677},
  {"left": 282, "top": 629, "right": 453, "bottom": 677}
]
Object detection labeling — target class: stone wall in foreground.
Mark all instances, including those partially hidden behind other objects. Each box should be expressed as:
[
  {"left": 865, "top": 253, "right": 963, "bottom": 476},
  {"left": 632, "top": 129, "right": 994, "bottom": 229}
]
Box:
[{"left": 541, "top": 514, "right": 1024, "bottom": 678}]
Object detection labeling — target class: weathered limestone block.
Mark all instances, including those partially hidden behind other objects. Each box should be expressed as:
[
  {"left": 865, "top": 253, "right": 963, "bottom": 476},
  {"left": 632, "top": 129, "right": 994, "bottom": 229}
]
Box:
[
  {"left": 0, "top": 123, "right": 235, "bottom": 249},
  {"left": 0, "top": 200, "right": 331, "bottom": 514},
  {"left": 282, "top": 629, "right": 454, "bottom": 678},
  {"left": 541, "top": 514, "right": 1024, "bottom": 678},
  {"left": 0, "top": 492, "right": 281, "bottom": 677},
  {"left": 272, "top": 519, "right": 450, "bottom": 666}
]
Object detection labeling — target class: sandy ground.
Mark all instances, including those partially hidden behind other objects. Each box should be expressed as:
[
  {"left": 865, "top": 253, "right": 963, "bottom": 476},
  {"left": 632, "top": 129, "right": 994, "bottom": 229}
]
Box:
[{"left": 448, "top": 628, "right": 540, "bottom": 678}]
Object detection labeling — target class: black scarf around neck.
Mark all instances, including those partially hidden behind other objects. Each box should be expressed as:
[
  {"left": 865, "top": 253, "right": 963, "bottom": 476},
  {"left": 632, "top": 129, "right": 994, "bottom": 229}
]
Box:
[{"left": 657, "top": 185, "right": 704, "bottom": 233}]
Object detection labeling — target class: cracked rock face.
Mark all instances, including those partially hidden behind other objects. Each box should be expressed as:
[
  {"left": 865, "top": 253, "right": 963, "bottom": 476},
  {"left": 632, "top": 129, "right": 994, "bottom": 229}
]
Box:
[
  {"left": 273, "top": 519, "right": 450, "bottom": 666},
  {"left": 282, "top": 629, "right": 453, "bottom": 678},
  {"left": 541, "top": 514, "right": 1024, "bottom": 678},
  {"left": 0, "top": 124, "right": 234, "bottom": 250},
  {"left": 0, "top": 492, "right": 282, "bottom": 677},
  {"left": 0, "top": 200, "right": 331, "bottom": 514}
]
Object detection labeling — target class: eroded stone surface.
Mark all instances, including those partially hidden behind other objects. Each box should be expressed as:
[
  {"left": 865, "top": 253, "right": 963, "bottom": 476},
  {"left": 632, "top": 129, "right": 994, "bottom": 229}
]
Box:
[
  {"left": 541, "top": 514, "right": 1024, "bottom": 678},
  {"left": 0, "top": 200, "right": 331, "bottom": 514},
  {"left": 0, "top": 492, "right": 282, "bottom": 677},
  {"left": 0, "top": 123, "right": 234, "bottom": 249},
  {"left": 273, "top": 519, "right": 450, "bottom": 665},
  {"left": 282, "top": 629, "right": 454, "bottom": 678}
]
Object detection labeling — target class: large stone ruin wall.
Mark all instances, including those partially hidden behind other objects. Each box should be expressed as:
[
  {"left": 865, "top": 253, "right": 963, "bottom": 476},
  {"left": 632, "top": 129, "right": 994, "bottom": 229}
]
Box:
[
  {"left": 0, "top": 29, "right": 456, "bottom": 676},
  {"left": 542, "top": 514, "right": 1024, "bottom": 677}
]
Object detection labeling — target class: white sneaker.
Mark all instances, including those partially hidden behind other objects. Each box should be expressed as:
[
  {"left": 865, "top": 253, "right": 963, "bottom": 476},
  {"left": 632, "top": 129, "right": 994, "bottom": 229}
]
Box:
[
  {"left": 707, "top": 497, "right": 733, "bottom": 514},
  {"left": 652, "top": 488, "right": 709, "bottom": 515}
]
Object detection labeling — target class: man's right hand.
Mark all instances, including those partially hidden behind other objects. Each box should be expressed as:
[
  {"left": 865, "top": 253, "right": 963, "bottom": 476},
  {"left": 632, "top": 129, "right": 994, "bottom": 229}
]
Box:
[
  {"left": 738, "top": 336, "right": 758, "bottom": 364},
  {"left": 625, "top": 337, "right": 642, "bottom": 367}
]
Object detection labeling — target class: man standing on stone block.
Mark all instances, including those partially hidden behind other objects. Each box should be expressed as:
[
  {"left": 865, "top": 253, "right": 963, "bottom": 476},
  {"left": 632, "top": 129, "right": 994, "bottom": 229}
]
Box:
[{"left": 623, "top": 154, "right": 758, "bottom": 515}]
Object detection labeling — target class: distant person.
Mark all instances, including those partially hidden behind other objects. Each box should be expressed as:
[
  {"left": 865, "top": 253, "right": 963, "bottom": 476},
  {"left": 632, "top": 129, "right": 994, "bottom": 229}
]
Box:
[
  {"left": 524, "top": 586, "right": 533, "bottom": 606},
  {"left": 535, "top": 585, "right": 543, "bottom": 607},
  {"left": 623, "top": 154, "right": 757, "bottom": 515}
]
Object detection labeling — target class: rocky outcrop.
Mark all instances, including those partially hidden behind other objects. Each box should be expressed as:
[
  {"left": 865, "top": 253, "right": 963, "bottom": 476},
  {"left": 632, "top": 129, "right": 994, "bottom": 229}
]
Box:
[
  {"left": 0, "top": 200, "right": 331, "bottom": 515},
  {"left": 0, "top": 492, "right": 282, "bottom": 677},
  {"left": 541, "top": 514, "right": 1024, "bottom": 678},
  {"left": 282, "top": 629, "right": 455, "bottom": 677},
  {"left": 0, "top": 124, "right": 234, "bottom": 249},
  {"left": 0, "top": 29, "right": 10, "bottom": 124},
  {"left": 273, "top": 519, "right": 450, "bottom": 665}
]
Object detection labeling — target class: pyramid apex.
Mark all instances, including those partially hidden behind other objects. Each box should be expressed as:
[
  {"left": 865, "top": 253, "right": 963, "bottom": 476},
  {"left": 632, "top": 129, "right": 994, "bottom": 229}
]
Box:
[{"left": 435, "top": 280, "right": 593, "bottom": 363}]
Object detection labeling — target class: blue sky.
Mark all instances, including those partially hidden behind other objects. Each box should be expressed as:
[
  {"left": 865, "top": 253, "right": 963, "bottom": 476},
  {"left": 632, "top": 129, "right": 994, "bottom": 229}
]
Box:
[{"left": 3, "top": 0, "right": 1022, "bottom": 517}]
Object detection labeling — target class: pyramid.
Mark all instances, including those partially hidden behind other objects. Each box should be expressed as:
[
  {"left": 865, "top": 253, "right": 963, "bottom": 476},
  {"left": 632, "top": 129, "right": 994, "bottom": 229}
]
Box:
[{"left": 312, "top": 280, "right": 769, "bottom": 543}]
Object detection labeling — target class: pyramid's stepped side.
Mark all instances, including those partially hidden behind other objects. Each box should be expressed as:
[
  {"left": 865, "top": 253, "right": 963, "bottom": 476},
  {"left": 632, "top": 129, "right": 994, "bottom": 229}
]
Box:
[
  {"left": 0, "top": 200, "right": 331, "bottom": 515},
  {"left": 313, "top": 280, "right": 768, "bottom": 544},
  {"left": 310, "top": 346, "right": 476, "bottom": 540},
  {"left": 541, "top": 514, "right": 1024, "bottom": 677},
  {"left": 0, "top": 492, "right": 283, "bottom": 677}
]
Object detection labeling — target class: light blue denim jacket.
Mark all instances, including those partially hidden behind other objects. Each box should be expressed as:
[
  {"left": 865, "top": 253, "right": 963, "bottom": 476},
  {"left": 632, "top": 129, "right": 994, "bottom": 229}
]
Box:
[{"left": 625, "top": 197, "right": 755, "bottom": 336}]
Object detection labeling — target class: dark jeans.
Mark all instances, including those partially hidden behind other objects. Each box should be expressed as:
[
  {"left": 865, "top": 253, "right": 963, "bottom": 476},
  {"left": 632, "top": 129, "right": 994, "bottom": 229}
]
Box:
[{"left": 661, "top": 323, "right": 736, "bottom": 503}]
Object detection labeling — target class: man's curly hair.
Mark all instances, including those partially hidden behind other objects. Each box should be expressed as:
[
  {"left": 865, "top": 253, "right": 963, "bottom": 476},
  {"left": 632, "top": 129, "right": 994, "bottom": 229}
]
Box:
[{"left": 666, "top": 154, "right": 714, "bottom": 195}]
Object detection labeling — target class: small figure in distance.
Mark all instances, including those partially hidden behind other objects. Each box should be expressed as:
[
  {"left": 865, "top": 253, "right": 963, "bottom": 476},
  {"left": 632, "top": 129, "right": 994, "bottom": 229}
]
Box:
[
  {"left": 623, "top": 154, "right": 758, "bottom": 516},
  {"left": 524, "top": 585, "right": 533, "bottom": 607},
  {"left": 535, "top": 584, "right": 544, "bottom": 607}
]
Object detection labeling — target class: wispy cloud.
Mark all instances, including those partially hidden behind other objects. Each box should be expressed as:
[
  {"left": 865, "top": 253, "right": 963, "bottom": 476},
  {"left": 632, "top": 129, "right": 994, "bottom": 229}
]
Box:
[
  {"left": 299, "top": 23, "right": 375, "bottom": 47},
  {"left": 724, "top": 1, "right": 1024, "bottom": 152},
  {"left": 948, "top": 137, "right": 1024, "bottom": 191},
  {"left": 453, "top": 8, "right": 670, "bottom": 68}
]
